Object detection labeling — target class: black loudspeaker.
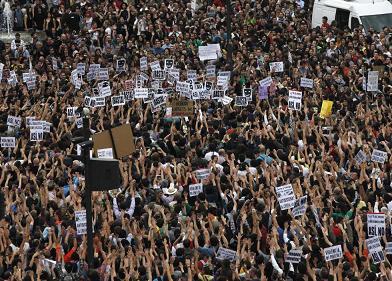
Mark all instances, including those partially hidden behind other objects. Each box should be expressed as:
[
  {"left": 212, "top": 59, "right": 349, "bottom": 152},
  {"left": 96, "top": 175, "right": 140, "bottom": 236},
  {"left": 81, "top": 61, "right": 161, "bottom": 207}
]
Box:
[{"left": 87, "top": 158, "right": 122, "bottom": 191}]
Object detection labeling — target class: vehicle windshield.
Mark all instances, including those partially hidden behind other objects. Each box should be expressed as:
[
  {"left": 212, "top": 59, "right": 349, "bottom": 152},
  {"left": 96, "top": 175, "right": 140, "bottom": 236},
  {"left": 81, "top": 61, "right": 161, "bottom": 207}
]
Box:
[{"left": 360, "top": 14, "right": 392, "bottom": 32}]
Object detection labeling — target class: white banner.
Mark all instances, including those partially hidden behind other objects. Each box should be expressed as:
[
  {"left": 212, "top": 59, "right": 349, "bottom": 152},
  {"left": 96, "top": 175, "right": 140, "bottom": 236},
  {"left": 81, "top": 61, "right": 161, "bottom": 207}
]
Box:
[
  {"left": 367, "top": 213, "right": 385, "bottom": 237},
  {"left": 275, "top": 184, "right": 296, "bottom": 210},
  {"left": 286, "top": 249, "right": 302, "bottom": 264},
  {"left": 292, "top": 195, "right": 307, "bottom": 217},
  {"left": 288, "top": 90, "right": 302, "bottom": 111},
  {"left": 189, "top": 183, "right": 203, "bottom": 197},
  {"left": 216, "top": 247, "right": 237, "bottom": 261},
  {"left": 300, "top": 78, "right": 313, "bottom": 89},
  {"left": 1, "top": 137, "right": 16, "bottom": 148},
  {"left": 366, "top": 236, "right": 385, "bottom": 264},
  {"left": 324, "top": 245, "right": 343, "bottom": 261},
  {"left": 195, "top": 169, "right": 210, "bottom": 180}
]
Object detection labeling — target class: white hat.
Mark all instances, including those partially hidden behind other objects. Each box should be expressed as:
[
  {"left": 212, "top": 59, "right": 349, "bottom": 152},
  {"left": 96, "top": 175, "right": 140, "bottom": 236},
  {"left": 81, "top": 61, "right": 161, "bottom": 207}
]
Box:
[{"left": 163, "top": 183, "right": 177, "bottom": 195}]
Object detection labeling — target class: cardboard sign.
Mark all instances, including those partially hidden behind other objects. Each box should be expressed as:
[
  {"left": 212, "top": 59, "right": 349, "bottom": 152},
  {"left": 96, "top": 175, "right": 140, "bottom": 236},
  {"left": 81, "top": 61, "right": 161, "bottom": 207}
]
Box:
[
  {"left": 195, "top": 169, "right": 210, "bottom": 180},
  {"left": 216, "top": 247, "right": 237, "bottom": 261},
  {"left": 198, "top": 45, "right": 218, "bottom": 61},
  {"left": 206, "top": 65, "right": 216, "bottom": 78},
  {"left": 97, "top": 148, "right": 114, "bottom": 159},
  {"left": 122, "top": 90, "right": 134, "bottom": 101},
  {"left": 286, "top": 249, "right": 302, "bottom": 264},
  {"left": 98, "top": 68, "right": 109, "bottom": 81},
  {"left": 367, "top": 213, "right": 385, "bottom": 237},
  {"left": 354, "top": 150, "right": 367, "bottom": 165},
  {"left": 89, "top": 64, "right": 100, "bottom": 75},
  {"left": 292, "top": 195, "right": 307, "bottom": 217},
  {"left": 235, "top": 96, "right": 248, "bottom": 107},
  {"left": 320, "top": 100, "right": 333, "bottom": 118},
  {"left": 77, "top": 63, "right": 86, "bottom": 75},
  {"left": 300, "top": 78, "right": 313, "bottom": 89},
  {"left": 371, "top": 149, "right": 387, "bottom": 163},
  {"left": 259, "top": 76, "right": 273, "bottom": 87},
  {"left": 366, "top": 237, "right": 385, "bottom": 264},
  {"left": 176, "top": 81, "right": 190, "bottom": 93},
  {"left": 75, "top": 210, "right": 87, "bottom": 235},
  {"left": 220, "top": 96, "right": 233, "bottom": 105},
  {"left": 212, "top": 90, "right": 225, "bottom": 100},
  {"left": 30, "top": 125, "right": 44, "bottom": 142},
  {"left": 98, "top": 81, "right": 111, "bottom": 97},
  {"left": 93, "top": 124, "right": 136, "bottom": 159},
  {"left": 258, "top": 85, "right": 268, "bottom": 100},
  {"left": 93, "top": 97, "right": 106, "bottom": 108},
  {"left": 275, "top": 184, "right": 296, "bottom": 210},
  {"left": 152, "top": 95, "right": 167, "bottom": 109},
  {"left": 242, "top": 88, "right": 252, "bottom": 101},
  {"left": 140, "top": 57, "right": 148, "bottom": 71},
  {"left": 288, "top": 90, "right": 302, "bottom": 111},
  {"left": 111, "top": 95, "right": 125, "bottom": 107},
  {"left": 367, "top": 71, "right": 379, "bottom": 92},
  {"left": 269, "top": 62, "right": 284, "bottom": 73},
  {"left": 171, "top": 100, "right": 194, "bottom": 117},
  {"left": 67, "top": 107, "right": 78, "bottom": 118},
  {"left": 189, "top": 183, "right": 203, "bottom": 197},
  {"left": 75, "top": 117, "right": 83, "bottom": 129},
  {"left": 116, "top": 59, "right": 126, "bottom": 73},
  {"left": 152, "top": 70, "right": 166, "bottom": 81},
  {"left": 150, "top": 60, "right": 161, "bottom": 71},
  {"left": 1, "top": 137, "right": 16, "bottom": 148},
  {"left": 324, "top": 245, "right": 343, "bottom": 261}
]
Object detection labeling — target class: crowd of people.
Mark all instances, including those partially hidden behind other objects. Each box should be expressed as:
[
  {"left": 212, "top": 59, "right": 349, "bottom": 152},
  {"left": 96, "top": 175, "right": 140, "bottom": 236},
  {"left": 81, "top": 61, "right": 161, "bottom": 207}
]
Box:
[{"left": 0, "top": 0, "right": 392, "bottom": 280}]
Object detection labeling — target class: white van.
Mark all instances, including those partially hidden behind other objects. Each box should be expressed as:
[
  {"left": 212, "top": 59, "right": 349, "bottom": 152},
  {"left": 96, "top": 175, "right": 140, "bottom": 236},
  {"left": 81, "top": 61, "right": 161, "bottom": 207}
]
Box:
[{"left": 311, "top": 0, "right": 392, "bottom": 32}]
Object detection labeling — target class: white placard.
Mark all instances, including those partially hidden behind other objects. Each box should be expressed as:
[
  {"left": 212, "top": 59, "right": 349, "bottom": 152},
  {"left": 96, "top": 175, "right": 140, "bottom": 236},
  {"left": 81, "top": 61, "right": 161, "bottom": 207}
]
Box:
[
  {"left": 187, "top": 70, "right": 197, "bottom": 81},
  {"left": 286, "top": 249, "right": 302, "bottom": 264},
  {"left": 150, "top": 60, "right": 161, "bottom": 71},
  {"left": 354, "top": 150, "right": 367, "bottom": 165},
  {"left": 75, "top": 117, "right": 83, "bottom": 129},
  {"left": 216, "top": 247, "right": 237, "bottom": 261},
  {"left": 195, "top": 169, "right": 210, "bottom": 180},
  {"left": 77, "top": 63, "right": 86, "bottom": 75},
  {"left": 152, "top": 95, "right": 167, "bottom": 108},
  {"left": 134, "top": 88, "right": 149, "bottom": 99},
  {"left": 212, "top": 90, "right": 225, "bottom": 100},
  {"left": 300, "top": 78, "right": 313, "bottom": 89},
  {"left": 116, "top": 59, "right": 126, "bottom": 72},
  {"left": 234, "top": 96, "right": 248, "bottom": 107},
  {"left": 152, "top": 70, "right": 166, "bottom": 81},
  {"left": 269, "top": 62, "right": 284, "bottom": 73},
  {"left": 140, "top": 57, "right": 148, "bottom": 71},
  {"left": 30, "top": 125, "right": 44, "bottom": 142},
  {"left": 164, "top": 59, "right": 174, "bottom": 69},
  {"left": 288, "top": 90, "right": 302, "bottom": 111},
  {"left": 189, "top": 183, "right": 203, "bottom": 197},
  {"left": 292, "top": 195, "right": 307, "bottom": 217},
  {"left": 371, "top": 149, "right": 387, "bottom": 163},
  {"left": 207, "top": 43, "right": 222, "bottom": 58},
  {"left": 1, "top": 137, "right": 16, "bottom": 148},
  {"left": 0, "top": 63, "right": 4, "bottom": 81},
  {"left": 275, "top": 184, "right": 296, "bottom": 210},
  {"left": 97, "top": 148, "right": 114, "bottom": 159},
  {"left": 367, "top": 71, "right": 379, "bottom": 92},
  {"left": 220, "top": 96, "right": 233, "bottom": 105},
  {"left": 259, "top": 76, "right": 273, "bottom": 87},
  {"left": 75, "top": 210, "right": 87, "bottom": 235},
  {"left": 206, "top": 65, "right": 216, "bottom": 78},
  {"left": 198, "top": 45, "right": 218, "bottom": 61},
  {"left": 7, "top": 116, "right": 22, "bottom": 128},
  {"left": 367, "top": 213, "right": 385, "bottom": 237},
  {"left": 93, "top": 97, "right": 106, "bottom": 108},
  {"left": 89, "top": 64, "right": 100, "bottom": 75},
  {"left": 66, "top": 107, "right": 78, "bottom": 118},
  {"left": 98, "top": 81, "right": 111, "bottom": 97},
  {"left": 111, "top": 95, "right": 125, "bottom": 107},
  {"left": 386, "top": 242, "right": 392, "bottom": 255},
  {"left": 176, "top": 81, "right": 190, "bottom": 93},
  {"left": 98, "top": 68, "right": 109, "bottom": 81},
  {"left": 324, "top": 245, "right": 343, "bottom": 261},
  {"left": 366, "top": 236, "right": 385, "bottom": 264},
  {"left": 122, "top": 91, "right": 134, "bottom": 101}
]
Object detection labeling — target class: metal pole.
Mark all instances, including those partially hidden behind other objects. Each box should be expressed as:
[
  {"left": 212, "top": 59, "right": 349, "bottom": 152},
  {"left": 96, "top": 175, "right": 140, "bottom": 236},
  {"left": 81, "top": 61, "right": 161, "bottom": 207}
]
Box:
[{"left": 225, "top": 0, "right": 233, "bottom": 70}]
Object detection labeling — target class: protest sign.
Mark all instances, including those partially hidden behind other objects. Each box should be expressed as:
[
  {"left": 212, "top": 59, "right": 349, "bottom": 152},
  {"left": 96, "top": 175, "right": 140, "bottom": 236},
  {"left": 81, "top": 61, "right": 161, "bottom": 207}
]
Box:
[
  {"left": 367, "top": 213, "right": 385, "bottom": 237},
  {"left": 198, "top": 45, "right": 218, "bottom": 61},
  {"left": 134, "top": 88, "right": 149, "bottom": 99},
  {"left": 150, "top": 60, "right": 161, "bottom": 71},
  {"left": 30, "top": 125, "right": 44, "bottom": 142},
  {"left": 152, "top": 70, "right": 166, "bottom": 81},
  {"left": 300, "top": 78, "right": 314, "bottom": 89},
  {"left": 259, "top": 76, "right": 273, "bottom": 87},
  {"left": 269, "top": 62, "right": 284, "bottom": 73},
  {"left": 140, "top": 57, "right": 148, "bottom": 71},
  {"left": 195, "top": 169, "right": 210, "bottom": 180},
  {"left": 320, "top": 100, "right": 333, "bottom": 118},
  {"left": 164, "top": 59, "right": 174, "bottom": 69},
  {"left": 324, "top": 245, "right": 343, "bottom": 261},
  {"left": 275, "top": 184, "right": 296, "bottom": 210},
  {"left": 98, "top": 81, "right": 111, "bottom": 97},
  {"left": 122, "top": 91, "right": 134, "bottom": 101},
  {"left": 235, "top": 96, "right": 248, "bottom": 107},
  {"left": 288, "top": 90, "right": 302, "bottom": 111},
  {"left": 258, "top": 85, "right": 268, "bottom": 100},
  {"left": 98, "top": 68, "right": 109, "bottom": 81},
  {"left": 77, "top": 63, "right": 86, "bottom": 75},
  {"left": 7, "top": 116, "right": 22, "bottom": 128},
  {"left": 292, "top": 195, "right": 307, "bottom": 217},
  {"left": 206, "top": 65, "right": 216, "bottom": 78},
  {"left": 66, "top": 107, "right": 78, "bottom": 118},
  {"left": 116, "top": 59, "right": 126, "bottom": 72},
  {"left": 111, "top": 95, "right": 125, "bottom": 107},
  {"left": 216, "top": 247, "right": 237, "bottom": 261},
  {"left": 212, "top": 90, "right": 225, "bottom": 100},
  {"left": 386, "top": 242, "right": 392, "bottom": 255},
  {"left": 75, "top": 117, "right": 83, "bottom": 129},
  {"left": 243, "top": 88, "right": 252, "bottom": 101},
  {"left": 367, "top": 71, "right": 379, "bottom": 92},
  {"left": 366, "top": 236, "right": 385, "bottom": 264},
  {"left": 152, "top": 95, "right": 167, "bottom": 109},
  {"left": 189, "top": 183, "right": 203, "bottom": 197},
  {"left": 171, "top": 100, "right": 194, "bottom": 117},
  {"left": 286, "top": 249, "right": 302, "bottom": 264},
  {"left": 371, "top": 149, "right": 387, "bottom": 163},
  {"left": 97, "top": 148, "right": 114, "bottom": 159},
  {"left": 75, "top": 210, "right": 87, "bottom": 235},
  {"left": 187, "top": 70, "right": 197, "bottom": 81},
  {"left": 1, "top": 137, "right": 16, "bottom": 148},
  {"left": 354, "top": 150, "right": 367, "bottom": 165},
  {"left": 220, "top": 96, "right": 233, "bottom": 105},
  {"left": 93, "top": 97, "right": 106, "bottom": 108}
]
